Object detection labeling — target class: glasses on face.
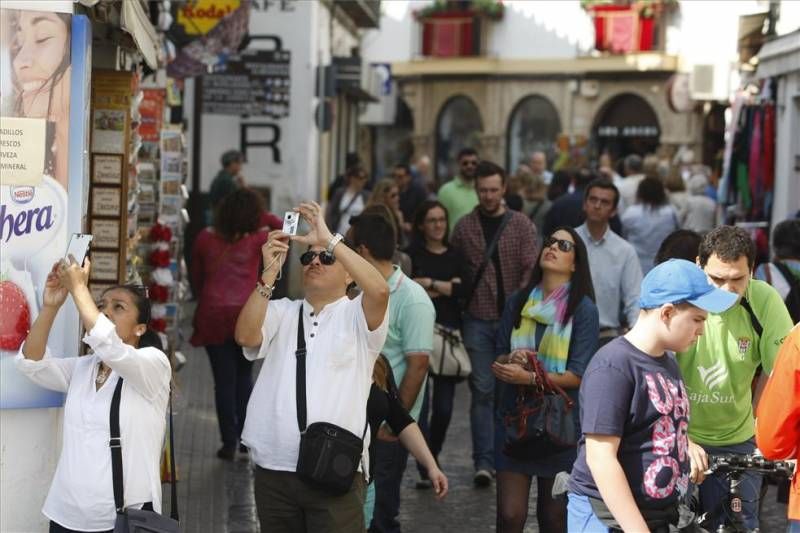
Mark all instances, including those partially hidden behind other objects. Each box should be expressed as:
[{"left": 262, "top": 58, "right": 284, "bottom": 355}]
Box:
[
  {"left": 543, "top": 236, "right": 575, "bottom": 253},
  {"left": 299, "top": 250, "right": 336, "bottom": 266},
  {"left": 461, "top": 160, "right": 478, "bottom": 167}
]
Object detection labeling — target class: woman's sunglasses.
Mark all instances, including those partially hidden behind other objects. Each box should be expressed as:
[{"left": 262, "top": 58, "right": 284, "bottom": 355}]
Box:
[
  {"left": 299, "top": 250, "right": 336, "bottom": 266},
  {"left": 543, "top": 236, "right": 575, "bottom": 253}
]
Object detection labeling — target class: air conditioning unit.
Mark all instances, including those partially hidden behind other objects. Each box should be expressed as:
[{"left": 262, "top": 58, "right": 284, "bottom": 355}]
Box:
[{"left": 690, "top": 63, "right": 731, "bottom": 101}]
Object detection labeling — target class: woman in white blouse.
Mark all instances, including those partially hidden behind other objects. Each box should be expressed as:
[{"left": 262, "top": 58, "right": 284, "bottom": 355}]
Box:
[{"left": 16, "top": 258, "right": 171, "bottom": 533}]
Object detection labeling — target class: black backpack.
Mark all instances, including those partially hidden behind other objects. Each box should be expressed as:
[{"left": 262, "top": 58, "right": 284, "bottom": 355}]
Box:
[{"left": 765, "top": 261, "right": 800, "bottom": 323}]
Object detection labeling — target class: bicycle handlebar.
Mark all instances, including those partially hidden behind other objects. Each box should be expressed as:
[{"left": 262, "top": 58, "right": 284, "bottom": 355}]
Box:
[{"left": 706, "top": 453, "right": 795, "bottom": 478}]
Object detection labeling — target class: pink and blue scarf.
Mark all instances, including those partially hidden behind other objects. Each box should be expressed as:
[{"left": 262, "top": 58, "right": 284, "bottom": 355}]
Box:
[{"left": 510, "top": 283, "right": 572, "bottom": 374}]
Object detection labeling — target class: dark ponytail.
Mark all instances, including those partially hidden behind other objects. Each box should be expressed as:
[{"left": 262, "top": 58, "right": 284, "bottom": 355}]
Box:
[{"left": 101, "top": 284, "right": 164, "bottom": 352}]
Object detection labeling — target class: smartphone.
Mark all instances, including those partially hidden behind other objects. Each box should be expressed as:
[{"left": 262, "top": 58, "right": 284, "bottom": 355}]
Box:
[
  {"left": 282, "top": 211, "right": 298, "bottom": 235},
  {"left": 65, "top": 233, "right": 93, "bottom": 265}
]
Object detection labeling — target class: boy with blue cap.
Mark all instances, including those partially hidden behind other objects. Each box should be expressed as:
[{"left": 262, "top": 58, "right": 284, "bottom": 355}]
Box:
[{"left": 567, "top": 259, "right": 738, "bottom": 532}]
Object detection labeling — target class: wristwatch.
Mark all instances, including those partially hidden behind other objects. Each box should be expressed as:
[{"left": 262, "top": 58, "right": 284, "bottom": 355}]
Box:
[{"left": 326, "top": 233, "right": 344, "bottom": 255}]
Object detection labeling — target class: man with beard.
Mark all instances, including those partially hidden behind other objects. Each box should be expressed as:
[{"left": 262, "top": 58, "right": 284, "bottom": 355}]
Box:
[
  {"left": 450, "top": 160, "right": 538, "bottom": 486},
  {"left": 438, "top": 148, "right": 480, "bottom": 232}
]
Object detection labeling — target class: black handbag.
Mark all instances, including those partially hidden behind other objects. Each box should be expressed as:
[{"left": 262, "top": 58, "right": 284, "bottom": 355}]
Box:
[
  {"left": 110, "top": 378, "right": 180, "bottom": 533},
  {"left": 500, "top": 353, "right": 578, "bottom": 460},
  {"left": 293, "top": 305, "right": 366, "bottom": 496}
]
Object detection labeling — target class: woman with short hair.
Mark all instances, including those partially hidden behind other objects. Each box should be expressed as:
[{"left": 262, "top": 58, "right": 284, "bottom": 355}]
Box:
[
  {"left": 191, "top": 187, "right": 268, "bottom": 459},
  {"left": 621, "top": 177, "right": 680, "bottom": 273}
]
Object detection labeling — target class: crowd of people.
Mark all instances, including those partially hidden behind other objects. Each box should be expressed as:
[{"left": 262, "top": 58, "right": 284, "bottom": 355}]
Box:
[{"left": 12, "top": 145, "right": 800, "bottom": 533}]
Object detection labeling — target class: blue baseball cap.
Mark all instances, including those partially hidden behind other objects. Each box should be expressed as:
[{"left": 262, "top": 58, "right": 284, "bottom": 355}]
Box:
[{"left": 639, "top": 259, "right": 738, "bottom": 313}]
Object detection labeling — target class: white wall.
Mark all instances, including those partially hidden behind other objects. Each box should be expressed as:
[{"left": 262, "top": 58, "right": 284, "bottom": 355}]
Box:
[
  {"left": 486, "top": 1, "right": 593, "bottom": 59},
  {"left": 192, "top": 1, "right": 322, "bottom": 215}
]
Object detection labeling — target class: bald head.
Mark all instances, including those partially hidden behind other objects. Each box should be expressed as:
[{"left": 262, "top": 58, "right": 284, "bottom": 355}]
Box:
[{"left": 530, "top": 152, "right": 547, "bottom": 174}]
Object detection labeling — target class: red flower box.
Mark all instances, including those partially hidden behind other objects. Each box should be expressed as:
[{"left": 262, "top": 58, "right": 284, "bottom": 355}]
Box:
[
  {"left": 590, "top": 5, "right": 655, "bottom": 53},
  {"left": 420, "top": 12, "right": 478, "bottom": 57}
]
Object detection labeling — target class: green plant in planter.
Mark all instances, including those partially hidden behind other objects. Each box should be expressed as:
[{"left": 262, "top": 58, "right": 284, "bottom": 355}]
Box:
[{"left": 414, "top": 0, "right": 505, "bottom": 21}]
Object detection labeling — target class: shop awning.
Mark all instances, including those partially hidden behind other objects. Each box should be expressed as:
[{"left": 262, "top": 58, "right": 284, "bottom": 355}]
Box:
[{"left": 756, "top": 30, "right": 800, "bottom": 78}]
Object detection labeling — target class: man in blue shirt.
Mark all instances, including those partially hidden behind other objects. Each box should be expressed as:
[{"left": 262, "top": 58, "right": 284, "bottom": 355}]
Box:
[
  {"left": 350, "top": 211, "right": 435, "bottom": 533},
  {"left": 575, "top": 178, "right": 642, "bottom": 346}
]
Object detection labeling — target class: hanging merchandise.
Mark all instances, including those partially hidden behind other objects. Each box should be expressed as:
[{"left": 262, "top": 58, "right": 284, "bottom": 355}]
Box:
[{"left": 719, "top": 80, "right": 778, "bottom": 224}]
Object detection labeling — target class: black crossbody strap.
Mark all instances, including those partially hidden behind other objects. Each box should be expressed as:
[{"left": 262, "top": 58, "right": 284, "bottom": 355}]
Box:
[
  {"left": 465, "top": 211, "right": 513, "bottom": 308},
  {"left": 739, "top": 296, "right": 763, "bottom": 338},
  {"left": 109, "top": 376, "right": 180, "bottom": 520},
  {"left": 295, "top": 304, "right": 307, "bottom": 432},
  {"left": 168, "top": 388, "right": 179, "bottom": 521},
  {"left": 110, "top": 377, "right": 125, "bottom": 513}
]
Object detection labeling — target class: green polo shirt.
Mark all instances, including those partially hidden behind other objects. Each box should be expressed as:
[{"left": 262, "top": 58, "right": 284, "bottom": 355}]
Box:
[
  {"left": 381, "top": 266, "right": 435, "bottom": 421},
  {"left": 438, "top": 176, "right": 478, "bottom": 232},
  {"left": 678, "top": 279, "right": 793, "bottom": 446}
]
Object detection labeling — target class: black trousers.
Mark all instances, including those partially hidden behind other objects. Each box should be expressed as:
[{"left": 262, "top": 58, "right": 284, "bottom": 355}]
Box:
[{"left": 206, "top": 338, "right": 253, "bottom": 447}]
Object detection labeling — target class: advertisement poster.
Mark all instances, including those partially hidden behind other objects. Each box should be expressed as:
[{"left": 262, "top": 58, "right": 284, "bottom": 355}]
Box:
[
  {"left": 0, "top": 10, "right": 91, "bottom": 409},
  {"left": 139, "top": 89, "right": 165, "bottom": 142}
]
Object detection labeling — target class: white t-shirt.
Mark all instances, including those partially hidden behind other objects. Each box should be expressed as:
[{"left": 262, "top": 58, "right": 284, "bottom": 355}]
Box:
[
  {"left": 15, "top": 315, "right": 171, "bottom": 531},
  {"left": 241, "top": 294, "right": 389, "bottom": 474},
  {"left": 336, "top": 191, "right": 365, "bottom": 236}
]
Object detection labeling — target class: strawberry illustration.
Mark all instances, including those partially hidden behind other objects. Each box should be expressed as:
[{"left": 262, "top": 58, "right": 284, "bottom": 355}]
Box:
[{"left": 0, "top": 278, "right": 31, "bottom": 351}]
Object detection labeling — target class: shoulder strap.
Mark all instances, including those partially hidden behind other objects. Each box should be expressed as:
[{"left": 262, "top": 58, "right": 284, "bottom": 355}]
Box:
[
  {"left": 739, "top": 297, "right": 763, "bottom": 338},
  {"left": 168, "top": 388, "right": 179, "bottom": 521},
  {"left": 465, "top": 211, "right": 513, "bottom": 307},
  {"left": 772, "top": 261, "right": 799, "bottom": 291},
  {"left": 109, "top": 377, "right": 180, "bottom": 519},
  {"left": 295, "top": 304, "right": 307, "bottom": 432},
  {"left": 110, "top": 377, "right": 125, "bottom": 513}
]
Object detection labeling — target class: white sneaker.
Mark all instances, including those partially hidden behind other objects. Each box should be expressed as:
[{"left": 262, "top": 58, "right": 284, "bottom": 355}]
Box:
[{"left": 473, "top": 469, "right": 492, "bottom": 487}]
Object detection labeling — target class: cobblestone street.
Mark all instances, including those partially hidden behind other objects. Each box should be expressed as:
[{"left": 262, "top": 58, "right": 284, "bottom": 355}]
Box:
[{"left": 166, "top": 319, "right": 790, "bottom": 533}]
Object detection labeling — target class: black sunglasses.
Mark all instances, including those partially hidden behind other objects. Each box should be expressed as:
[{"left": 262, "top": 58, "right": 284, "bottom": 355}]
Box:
[
  {"left": 300, "top": 250, "right": 336, "bottom": 266},
  {"left": 543, "top": 236, "right": 575, "bottom": 253}
]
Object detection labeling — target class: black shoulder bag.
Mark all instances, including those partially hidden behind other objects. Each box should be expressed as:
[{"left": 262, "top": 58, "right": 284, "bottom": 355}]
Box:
[
  {"left": 294, "top": 305, "right": 367, "bottom": 495},
  {"left": 463, "top": 211, "right": 513, "bottom": 309},
  {"left": 110, "top": 378, "right": 180, "bottom": 533}
]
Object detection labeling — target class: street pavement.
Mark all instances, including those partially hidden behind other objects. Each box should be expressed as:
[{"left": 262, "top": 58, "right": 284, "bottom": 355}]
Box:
[{"left": 166, "top": 318, "right": 789, "bottom": 532}]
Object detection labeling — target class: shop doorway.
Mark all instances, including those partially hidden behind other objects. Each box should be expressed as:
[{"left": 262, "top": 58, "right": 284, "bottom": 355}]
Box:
[
  {"left": 506, "top": 94, "right": 561, "bottom": 171},
  {"left": 435, "top": 95, "right": 483, "bottom": 183},
  {"left": 591, "top": 93, "right": 660, "bottom": 161}
]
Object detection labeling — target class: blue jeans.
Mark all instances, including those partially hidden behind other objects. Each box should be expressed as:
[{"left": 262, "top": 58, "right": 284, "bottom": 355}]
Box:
[
  {"left": 567, "top": 493, "right": 609, "bottom": 532},
  {"left": 698, "top": 439, "right": 762, "bottom": 531},
  {"left": 462, "top": 314, "right": 500, "bottom": 471},
  {"left": 369, "top": 439, "right": 409, "bottom": 533},
  {"left": 789, "top": 519, "right": 800, "bottom": 532}
]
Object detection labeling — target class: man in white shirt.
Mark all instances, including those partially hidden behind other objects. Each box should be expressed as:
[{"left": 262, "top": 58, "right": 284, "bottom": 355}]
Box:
[
  {"left": 235, "top": 201, "right": 390, "bottom": 533},
  {"left": 616, "top": 154, "right": 645, "bottom": 214},
  {"left": 575, "top": 179, "right": 642, "bottom": 347},
  {"left": 529, "top": 151, "right": 553, "bottom": 186}
]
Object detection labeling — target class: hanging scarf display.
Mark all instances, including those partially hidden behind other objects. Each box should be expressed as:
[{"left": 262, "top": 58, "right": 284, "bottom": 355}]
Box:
[{"left": 510, "top": 284, "right": 573, "bottom": 374}]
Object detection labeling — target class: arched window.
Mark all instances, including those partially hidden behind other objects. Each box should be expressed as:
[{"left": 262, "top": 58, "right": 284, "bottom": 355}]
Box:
[
  {"left": 435, "top": 95, "right": 483, "bottom": 182},
  {"left": 592, "top": 93, "right": 660, "bottom": 160},
  {"left": 506, "top": 95, "right": 561, "bottom": 171}
]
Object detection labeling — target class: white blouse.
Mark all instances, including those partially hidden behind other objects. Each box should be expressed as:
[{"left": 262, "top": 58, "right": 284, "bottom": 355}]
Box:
[{"left": 15, "top": 315, "right": 171, "bottom": 531}]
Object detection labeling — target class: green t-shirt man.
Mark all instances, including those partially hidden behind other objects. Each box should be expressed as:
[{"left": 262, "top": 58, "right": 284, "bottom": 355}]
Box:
[
  {"left": 678, "top": 279, "right": 793, "bottom": 446},
  {"left": 438, "top": 175, "right": 478, "bottom": 233}
]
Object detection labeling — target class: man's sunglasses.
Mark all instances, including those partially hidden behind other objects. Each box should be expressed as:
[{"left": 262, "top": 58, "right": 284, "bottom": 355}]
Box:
[
  {"left": 543, "top": 236, "right": 575, "bottom": 253},
  {"left": 300, "top": 250, "right": 336, "bottom": 266}
]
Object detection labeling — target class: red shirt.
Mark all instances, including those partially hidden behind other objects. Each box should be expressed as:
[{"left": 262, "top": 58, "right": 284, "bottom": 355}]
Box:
[{"left": 190, "top": 228, "right": 268, "bottom": 346}]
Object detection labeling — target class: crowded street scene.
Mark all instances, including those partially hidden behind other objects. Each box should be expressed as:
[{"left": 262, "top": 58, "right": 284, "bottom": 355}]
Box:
[{"left": 1, "top": 0, "right": 800, "bottom": 532}]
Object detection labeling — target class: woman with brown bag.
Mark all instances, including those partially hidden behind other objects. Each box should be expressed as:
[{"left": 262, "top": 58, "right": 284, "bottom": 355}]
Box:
[{"left": 491, "top": 227, "right": 599, "bottom": 532}]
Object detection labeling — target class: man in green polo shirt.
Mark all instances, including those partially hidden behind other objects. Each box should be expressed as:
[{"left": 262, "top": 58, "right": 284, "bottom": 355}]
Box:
[
  {"left": 350, "top": 211, "right": 435, "bottom": 532},
  {"left": 438, "top": 147, "right": 479, "bottom": 232},
  {"left": 678, "top": 225, "right": 793, "bottom": 531}
]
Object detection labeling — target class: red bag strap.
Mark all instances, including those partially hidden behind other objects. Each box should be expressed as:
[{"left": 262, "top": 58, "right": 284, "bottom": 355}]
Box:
[{"left": 525, "top": 352, "right": 574, "bottom": 408}]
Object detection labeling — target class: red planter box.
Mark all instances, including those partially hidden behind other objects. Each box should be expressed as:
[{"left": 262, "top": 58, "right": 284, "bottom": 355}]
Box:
[
  {"left": 590, "top": 5, "right": 655, "bottom": 53},
  {"left": 420, "top": 12, "right": 478, "bottom": 57}
]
